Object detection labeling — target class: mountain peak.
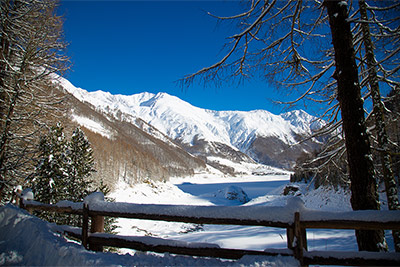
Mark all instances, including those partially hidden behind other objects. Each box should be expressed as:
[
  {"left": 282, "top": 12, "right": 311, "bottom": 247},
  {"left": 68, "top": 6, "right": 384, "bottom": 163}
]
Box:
[
  {"left": 61, "top": 81, "right": 321, "bottom": 144},
  {"left": 281, "top": 109, "right": 323, "bottom": 133},
  {"left": 60, "top": 77, "right": 323, "bottom": 169},
  {"left": 140, "top": 92, "right": 182, "bottom": 107}
]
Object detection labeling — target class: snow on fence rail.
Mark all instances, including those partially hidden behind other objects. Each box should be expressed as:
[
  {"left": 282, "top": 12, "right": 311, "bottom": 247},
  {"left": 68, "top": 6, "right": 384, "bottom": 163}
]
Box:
[{"left": 17, "top": 192, "right": 400, "bottom": 266}]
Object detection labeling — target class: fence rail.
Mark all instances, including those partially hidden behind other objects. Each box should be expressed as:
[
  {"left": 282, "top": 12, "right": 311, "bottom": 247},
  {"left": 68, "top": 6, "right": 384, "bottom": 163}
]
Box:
[
  {"left": 86, "top": 208, "right": 292, "bottom": 228},
  {"left": 23, "top": 202, "right": 83, "bottom": 215},
  {"left": 18, "top": 195, "right": 400, "bottom": 266},
  {"left": 302, "top": 219, "right": 400, "bottom": 230}
]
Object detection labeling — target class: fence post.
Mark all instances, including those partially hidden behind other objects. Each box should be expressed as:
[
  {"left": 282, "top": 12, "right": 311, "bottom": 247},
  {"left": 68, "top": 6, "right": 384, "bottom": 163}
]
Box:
[
  {"left": 89, "top": 212, "right": 104, "bottom": 252},
  {"left": 287, "top": 227, "right": 295, "bottom": 250},
  {"left": 293, "top": 211, "right": 307, "bottom": 266},
  {"left": 82, "top": 203, "right": 89, "bottom": 249}
]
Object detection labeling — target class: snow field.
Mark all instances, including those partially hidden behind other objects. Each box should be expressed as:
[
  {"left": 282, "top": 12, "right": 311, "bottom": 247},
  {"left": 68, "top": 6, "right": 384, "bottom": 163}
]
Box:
[
  {"left": 0, "top": 205, "right": 299, "bottom": 266},
  {"left": 109, "top": 173, "right": 368, "bottom": 255},
  {"left": 71, "top": 114, "right": 114, "bottom": 139},
  {"left": 2, "top": 172, "right": 399, "bottom": 265}
]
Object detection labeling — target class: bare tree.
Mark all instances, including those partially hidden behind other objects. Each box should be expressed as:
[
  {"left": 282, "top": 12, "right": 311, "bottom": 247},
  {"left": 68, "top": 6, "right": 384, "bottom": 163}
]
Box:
[
  {"left": 295, "top": 0, "right": 400, "bottom": 227},
  {"left": 0, "top": 0, "right": 69, "bottom": 202},
  {"left": 324, "top": 0, "right": 386, "bottom": 251},
  {"left": 182, "top": 0, "right": 386, "bottom": 251},
  {"left": 355, "top": 0, "right": 400, "bottom": 251}
]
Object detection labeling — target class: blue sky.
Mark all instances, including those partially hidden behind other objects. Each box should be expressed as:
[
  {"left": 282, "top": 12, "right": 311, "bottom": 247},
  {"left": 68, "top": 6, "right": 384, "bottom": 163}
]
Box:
[{"left": 59, "top": 1, "right": 307, "bottom": 114}]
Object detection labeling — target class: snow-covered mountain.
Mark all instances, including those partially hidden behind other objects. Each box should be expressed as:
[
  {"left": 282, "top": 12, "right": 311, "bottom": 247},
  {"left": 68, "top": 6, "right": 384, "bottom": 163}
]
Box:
[
  {"left": 59, "top": 77, "right": 324, "bottom": 170},
  {"left": 52, "top": 79, "right": 208, "bottom": 190}
]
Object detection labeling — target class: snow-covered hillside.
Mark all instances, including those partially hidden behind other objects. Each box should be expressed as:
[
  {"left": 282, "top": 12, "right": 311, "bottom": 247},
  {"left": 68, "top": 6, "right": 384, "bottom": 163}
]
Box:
[
  {"left": 59, "top": 77, "right": 325, "bottom": 169},
  {"left": 64, "top": 81, "right": 322, "bottom": 149},
  {"left": 56, "top": 77, "right": 208, "bottom": 188}
]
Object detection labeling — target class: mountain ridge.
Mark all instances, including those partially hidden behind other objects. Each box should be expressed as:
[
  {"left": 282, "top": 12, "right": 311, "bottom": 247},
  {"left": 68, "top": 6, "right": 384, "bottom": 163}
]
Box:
[{"left": 59, "top": 77, "right": 324, "bottom": 169}]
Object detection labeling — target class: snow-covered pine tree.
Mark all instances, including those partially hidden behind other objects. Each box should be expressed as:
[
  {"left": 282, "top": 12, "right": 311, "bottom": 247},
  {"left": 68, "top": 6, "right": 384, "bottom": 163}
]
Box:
[
  {"left": 67, "top": 127, "right": 96, "bottom": 202},
  {"left": 28, "top": 123, "right": 69, "bottom": 222},
  {"left": 28, "top": 124, "right": 116, "bottom": 231},
  {"left": 60, "top": 127, "right": 97, "bottom": 227},
  {"left": 30, "top": 123, "right": 69, "bottom": 205}
]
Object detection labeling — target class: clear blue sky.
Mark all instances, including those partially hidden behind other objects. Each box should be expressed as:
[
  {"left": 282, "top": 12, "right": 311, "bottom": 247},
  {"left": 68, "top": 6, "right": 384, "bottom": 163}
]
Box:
[{"left": 59, "top": 1, "right": 306, "bottom": 114}]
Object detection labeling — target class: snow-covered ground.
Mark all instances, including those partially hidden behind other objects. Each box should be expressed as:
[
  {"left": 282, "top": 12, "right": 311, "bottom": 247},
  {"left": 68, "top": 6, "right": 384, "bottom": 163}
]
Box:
[
  {"left": 1, "top": 172, "right": 398, "bottom": 266},
  {"left": 0, "top": 204, "right": 297, "bottom": 266},
  {"left": 109, "top": 173, "right": 363, "bottom": 255}
]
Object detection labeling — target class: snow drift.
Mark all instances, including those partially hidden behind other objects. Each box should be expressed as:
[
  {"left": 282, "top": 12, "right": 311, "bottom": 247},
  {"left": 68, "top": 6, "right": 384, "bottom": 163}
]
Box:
[{"left": 0, "top": 204, "right": 299, "bottom": 266}]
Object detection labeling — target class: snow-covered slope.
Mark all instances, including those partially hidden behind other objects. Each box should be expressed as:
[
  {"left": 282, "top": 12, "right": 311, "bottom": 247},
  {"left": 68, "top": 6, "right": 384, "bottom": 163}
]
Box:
[
  {"left": 59, "top": 77, "right": 324, "bottom": 169},
  {"left": 65, "top": 85, "right": 320, "bottom": 147},
  {"left": 281, "top": 109, "right": 324, "bottom": 133},
  {"left": 55, "top": 77, "right": 208, "bottom": 188}
]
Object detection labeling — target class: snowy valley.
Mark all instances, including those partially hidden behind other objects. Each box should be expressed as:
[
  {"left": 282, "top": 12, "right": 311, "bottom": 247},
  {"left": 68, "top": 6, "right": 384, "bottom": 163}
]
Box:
[
  {"left": 2, "top": 77, "right": 399, "bottom": 266},
  {"left": 2, "top": 172, "right": 400, "bottom": 266},
  {"left": 3, "top": 0, "right": 400, "bottom": 265},
  {"left": 58, "top": 76, "right": 325, "bottom": 186}
]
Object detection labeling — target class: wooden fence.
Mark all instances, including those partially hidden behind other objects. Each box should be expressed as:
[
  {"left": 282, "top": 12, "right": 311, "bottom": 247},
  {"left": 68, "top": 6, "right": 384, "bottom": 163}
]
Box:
[{"left": 18, "top": 196, "right": 400, "bottom": 266}]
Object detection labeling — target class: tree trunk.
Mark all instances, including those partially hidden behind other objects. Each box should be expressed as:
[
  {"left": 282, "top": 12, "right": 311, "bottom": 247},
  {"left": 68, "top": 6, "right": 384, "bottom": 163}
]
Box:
[
  {"left": 324, "top": 0, "right": 385, "bottom": 251},
  {"left": 359, "top": 0, "right": 400, "bottom": 252},
  {"left": 0, "top": 0, "right": 11, "bottom": 201}
]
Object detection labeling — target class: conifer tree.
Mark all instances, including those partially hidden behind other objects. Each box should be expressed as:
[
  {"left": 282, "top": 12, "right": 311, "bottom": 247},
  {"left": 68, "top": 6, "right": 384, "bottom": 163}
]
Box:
[
  {"left": 29, "top": 123, "right": 69, "bottom": 222},
  {"left": 67, "top": 127, "right": 96, "bottom": 202},
  {"left": 61, "top": 127, "right": 97, "bottom": 227},
  {"left": 28, "top": 124, "right": 116, "bottom": 231},
  {"left": 30, "top": 123, "right": 68, "bottom": 205}
]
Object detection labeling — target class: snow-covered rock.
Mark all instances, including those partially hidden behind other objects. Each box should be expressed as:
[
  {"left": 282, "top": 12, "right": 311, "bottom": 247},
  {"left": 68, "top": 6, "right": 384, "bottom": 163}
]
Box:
[{"left": 223, "top": 185, "right": 250, "bottom": 204}]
